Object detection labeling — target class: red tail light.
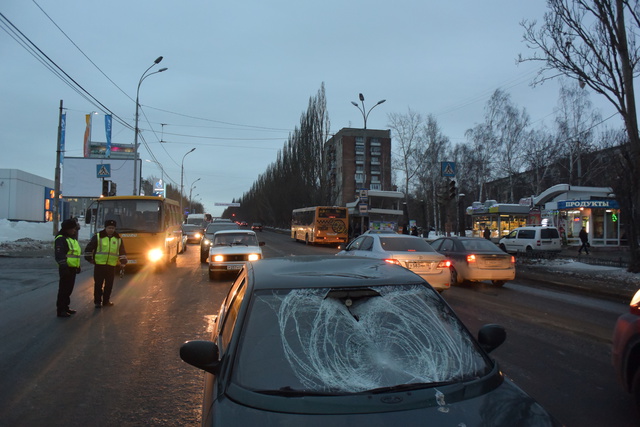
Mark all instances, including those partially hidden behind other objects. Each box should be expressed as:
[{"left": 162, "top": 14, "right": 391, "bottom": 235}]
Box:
[
  {"left": 630, "top": 290, "right": 640, "bottom": 315},
  {"left": 384, "top": 258, "right": 402, "bottom": 265},
  {"left": 510, "top": 256, "right": 516, "bottom": 264},
  {"left": 437, "top": 260, "right": 451, "bottom": 269},
  {"left": 466, "top": 254, "right": 477, "bottom": 263}
]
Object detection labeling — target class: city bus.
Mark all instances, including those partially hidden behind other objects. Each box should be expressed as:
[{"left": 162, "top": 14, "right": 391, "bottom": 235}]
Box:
[
  {"left": 86, "top": 196, "right": 183, "bottom": 269},
  {"left": 291, "top": 206, "right": 349, "bottom": 246}
]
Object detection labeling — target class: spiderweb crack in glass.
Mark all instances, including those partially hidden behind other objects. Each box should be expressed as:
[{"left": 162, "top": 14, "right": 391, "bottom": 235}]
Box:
[{"left": 254, "top": 286, "right": 485, "bottom": 393}]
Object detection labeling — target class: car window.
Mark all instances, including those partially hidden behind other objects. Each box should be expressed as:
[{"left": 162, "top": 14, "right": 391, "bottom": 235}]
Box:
[
  {"left": 233, "top": 285, "right": 491, "bottom": 394},
  {"left": 359, "top": 236, "right": 374, "bottom": 251},
  {"left": 540, "top": 228, "right": 559, "bottom": 239},
  {"left": 518, "top": 230, "right": 536, "bottom": 239},
  {"left": 220, "top": 277, "right": 247, "bottom": 352},
  {"left": 346, "top": 237, "right": 365, "bottom": 251},
  {"left": 438, "top": 239, "right": 454, "bottom": 252},
  {"left": 506, "top": 230, "right": 517, "bottom": 239},
  {"left": 461, "top": 239, "right": 498, "bottom": 251},
  {"left": 379, "top": 236, "right": 436, "bottom": 252}
]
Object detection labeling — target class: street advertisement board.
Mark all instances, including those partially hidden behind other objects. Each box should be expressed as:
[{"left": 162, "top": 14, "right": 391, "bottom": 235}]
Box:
[{"left": 61, "top": 157, "right": 140, "bottom": 197}]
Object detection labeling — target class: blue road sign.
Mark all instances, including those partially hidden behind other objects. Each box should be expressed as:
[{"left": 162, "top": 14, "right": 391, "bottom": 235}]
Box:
[{"left": 441, "top": 162, "right": 456, "bottom": 177}]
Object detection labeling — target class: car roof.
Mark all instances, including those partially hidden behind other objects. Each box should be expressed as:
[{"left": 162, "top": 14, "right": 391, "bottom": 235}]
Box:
[{"left": 245, "top": 256, "right": 427, "bottom": 291}]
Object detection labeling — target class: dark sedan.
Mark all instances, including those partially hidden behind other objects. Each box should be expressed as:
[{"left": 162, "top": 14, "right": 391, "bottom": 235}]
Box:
[
  {"left": 612, "top": 288, "right": 640, "bottom": 415},
  {"left": 430, "top": 236, "right": 516, "bottom": 287},
  {"left": 180, "top": 256, "right": 560, "bottom": 426},
  {"left": 181, "top": 223, "right": 204, "bottom": 244}
]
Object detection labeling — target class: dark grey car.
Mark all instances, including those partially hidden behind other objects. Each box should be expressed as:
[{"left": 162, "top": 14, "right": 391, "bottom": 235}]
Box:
[{"left": 180, "top": 256, "right": 561, "bottom": 426}]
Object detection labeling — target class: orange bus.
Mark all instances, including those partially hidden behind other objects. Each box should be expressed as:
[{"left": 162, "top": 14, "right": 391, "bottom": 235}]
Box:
[
  {"left": 87, "top": 196, "right": 183, "bottom": 269},
  {"left": 291, "top": 206, "right": 349, "bottom": 245}
]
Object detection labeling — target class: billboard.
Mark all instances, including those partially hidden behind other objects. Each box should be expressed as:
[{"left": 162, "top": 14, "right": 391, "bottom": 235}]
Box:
[{"left": 62, "top": 157, "right": 141, "bottom": 198}]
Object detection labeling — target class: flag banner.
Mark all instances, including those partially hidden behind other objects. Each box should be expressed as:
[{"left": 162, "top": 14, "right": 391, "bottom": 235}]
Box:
[
  {"left": 60, "top": 113, "right": 66, "bottom": 165},
  {"left": 83, "top": 114, "right": 91, "bottom": 157},
  {"left": 105, "top": 114, "right": 112, "bottom": 158}
]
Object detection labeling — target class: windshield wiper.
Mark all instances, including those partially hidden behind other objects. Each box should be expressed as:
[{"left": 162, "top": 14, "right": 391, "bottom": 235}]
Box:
[
  {"left": 362, "top": 381, "right": 454, "bottom": 394},
  {"left": 255, "top": 386, "right": 343, "bottom": 397}
]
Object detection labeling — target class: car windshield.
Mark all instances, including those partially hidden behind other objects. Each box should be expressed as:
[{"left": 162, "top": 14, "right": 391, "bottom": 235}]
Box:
[
  {"left": 205, "top": 224, "right": 239, "bottom": 236},
  {"left": 214, "top": 233, "right": 258, "bottom": 246},
  {"left": 461, "top": 239, "right": 500, "bottom": 252},
  {"left": 379, "top": 236, "right": 436, "bottom": 252},
  {"left": 232, "top": 284, "right": 490, "bottom": 394},
  {"left": 182, "top": 224, "right": 200, "bottom": 231}
]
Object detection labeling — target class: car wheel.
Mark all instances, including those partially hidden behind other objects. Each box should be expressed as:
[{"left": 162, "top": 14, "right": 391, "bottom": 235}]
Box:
[
  {"left": 631, "top": 366, "right": 640, "bottom": 415},
  {"left": 305, "top": 234, "right": 310, "bottom": 245},
  {"left": 200, "top": 252, "right": 208, "bottom": 263},
  {"left": 208, "top": 270, "right": 218, "bottom": 281},
  {"left": 499, "top": 243, "right": 507, "bottom": 252},
  {"left": 525, "top": 246, "right": 533, "bottom": 255},
  {"left": 450, "top": 267, "right": 460, "bottom": 285},
  {"left": 492, "top": 280, "right": 506, "bottom": 287}
]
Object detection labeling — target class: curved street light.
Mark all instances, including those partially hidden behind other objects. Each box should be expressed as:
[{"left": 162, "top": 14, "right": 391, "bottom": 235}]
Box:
[
  {"left": 188, "top": 178, "right": 201, "bottom": 207},
  {"left": 180, "top": 148, "right": 196, "bottom": 217},
  {"left": 351, "top": 93, "right": 386, "bottom": 130},
  {"left": 133, "top": 56, "right": 168, "bottom": 195}
]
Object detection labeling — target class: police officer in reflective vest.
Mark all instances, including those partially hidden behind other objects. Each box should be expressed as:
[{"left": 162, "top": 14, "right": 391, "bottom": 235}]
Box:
[
  {"left": 54, "top": 219, "right": 82, "bottom": 317},
  {"left": 84, "top": 219, "right": 127, "bottom": 307}
]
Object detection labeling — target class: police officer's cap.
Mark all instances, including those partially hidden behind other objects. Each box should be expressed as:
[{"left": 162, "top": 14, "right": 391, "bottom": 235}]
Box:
[
  {"left": 61, "top": 219, "right": 77, "bottom": 230},
  {"left": 105, "top": 219, "right": 117, "bottom": 227}
]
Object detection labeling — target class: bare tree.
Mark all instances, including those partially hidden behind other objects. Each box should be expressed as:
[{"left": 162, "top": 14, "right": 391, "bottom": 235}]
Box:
[
  {"left": 388, "top": 109, "right": 425, "bottom": 204},
  {"left": 519, "top": 0, "right": 640, "bottom": 271}
]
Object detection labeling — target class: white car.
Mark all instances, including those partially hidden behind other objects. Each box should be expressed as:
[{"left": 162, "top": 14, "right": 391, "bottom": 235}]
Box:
[
  {"left": 208, "top": 230, "right": 265, "bottom": 280},
  {"left": 336, "top": 234, "right": 451, "bottom": 292},
  {"left": 498, "top": 226, "right": 561, "bottom": 254}
]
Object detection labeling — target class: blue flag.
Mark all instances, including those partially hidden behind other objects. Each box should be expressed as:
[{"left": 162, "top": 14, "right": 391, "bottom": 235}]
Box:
[
  {"left": 60, "top": 113, "right": 66, "bottom": 165},
  {"left": 105, "top": 114, "right": 112, "bottom": 158}
]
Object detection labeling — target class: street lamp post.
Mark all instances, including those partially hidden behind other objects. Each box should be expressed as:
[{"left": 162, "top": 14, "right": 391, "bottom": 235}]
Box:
[
  {"left": 351, "top": 93, "right": 386, "bottom": 233},
  {"left": 180, "top": 148, "right": 196, "bottom": 217},
  {"left": 188, "top": 178, "right": 201, "bottom": 213},
  {"left": 133, "top": 56, "right": 167, "bottom": 195}
]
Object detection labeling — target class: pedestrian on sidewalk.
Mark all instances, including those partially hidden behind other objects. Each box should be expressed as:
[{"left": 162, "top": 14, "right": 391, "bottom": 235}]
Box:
[
  {"left": 578, "top": 226, "right": 590, "bottom": 255},
  {"left": 84, "top": 219, "right": 127, "bottom": 308},
  {"left": 54, "top": 219, "right": 82, "bottom": 317}
]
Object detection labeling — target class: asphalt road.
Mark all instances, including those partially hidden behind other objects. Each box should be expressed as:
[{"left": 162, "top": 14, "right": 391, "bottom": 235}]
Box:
[{"left": 0, "top": 230, "right": 638, "bottom": 426}]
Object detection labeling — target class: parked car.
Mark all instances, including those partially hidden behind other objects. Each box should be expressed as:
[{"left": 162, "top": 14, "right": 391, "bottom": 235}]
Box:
[
  {"left": 430, "top": 236, "right": 515, "bottom": 287},
  {"left": 200, "top": 222, "right": 240, "bottom": 263},
  {"left": 207, "top": 230, "right": 265, "bottom": 280},
  {"left": 180, "top": 256, "right": 561, "bottom": 426},
  {"left": 498, "top": 226, "right": 562, "bottom": 254},
  {"left": 182, "top": 223, "right": 204, "bottom": 244},
  {"left": 612, "top": 288, "right": 640, "bottom": 415},
  {"left": 336, "top": 233, "right": 451, "bottom": 292},
  {"left": 251, "top": 222, "right": 263, "bottom": 232}
]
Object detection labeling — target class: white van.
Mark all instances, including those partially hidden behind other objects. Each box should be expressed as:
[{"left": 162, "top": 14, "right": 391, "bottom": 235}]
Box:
[
  {"left": 498, "top": 226, "right": 562, "bottom": 254},
  {"left": 186, "top": 213, "right": 211, "bottom": 226}
]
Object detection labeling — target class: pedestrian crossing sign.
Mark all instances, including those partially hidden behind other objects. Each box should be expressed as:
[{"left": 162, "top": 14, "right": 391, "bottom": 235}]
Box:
[
  {"left": 96, "top": 164, "right": 111, "bottom": 178},
  {"left": 441, "top": 162, "right": 456, "bottom": 177}
]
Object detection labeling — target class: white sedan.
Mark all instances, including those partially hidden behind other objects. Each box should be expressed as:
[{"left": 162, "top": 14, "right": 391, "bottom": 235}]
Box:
[
  {"left": 208, "top": 230, "right": 265, "bottom": 280},
  {"left": 336, "top": 234, "right": 451, "bottom": 292}
]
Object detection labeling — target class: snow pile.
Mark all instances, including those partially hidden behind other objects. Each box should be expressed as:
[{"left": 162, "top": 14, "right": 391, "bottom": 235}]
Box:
[{"left": 0, "top": 219, "right": 92, "bottom": 256}]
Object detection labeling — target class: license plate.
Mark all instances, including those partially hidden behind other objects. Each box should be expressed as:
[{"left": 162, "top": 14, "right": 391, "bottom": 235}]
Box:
[
  {"left": 127, "top": 260, "right": 137, "bottom": 264},
  {"left": 408, "top": 262, "right": 427, "bottom": 269},
  {"left": 226, "top": 265, "right": 243, "bottom": 270}
]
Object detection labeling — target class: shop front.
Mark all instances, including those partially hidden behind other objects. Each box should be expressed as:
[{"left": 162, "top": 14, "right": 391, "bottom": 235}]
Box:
[
  {"left": 555, "top": 200, "right": 623, "bottom": 247},
  {"left": 467, "top": 202, "right": 531, "bottom": 241}
]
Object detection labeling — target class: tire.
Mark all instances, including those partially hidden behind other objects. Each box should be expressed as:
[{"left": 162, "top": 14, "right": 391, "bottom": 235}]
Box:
[
  {"left": 305, "top": 234, "right": 310, "bottom": 245},
  {"left": 450, "top": 267, "right": 460, "bottom": 285},
  {"left": 631, "top": 367, "right": 640, "bottom": 416},
  {"left": 209, "top": 270, "right": 218, "bottom": 281},
  {"left": 200, "top": 251, "right": 208, "bottom": 264},
  {"left": 499, "top": 243, "right": 507, "bottom": 252},
  {"left": 492, "top": 280, "right": 506, "bottom": 287},
  {"left": 525, "top": 246, "right": 533, "bottom": 255}
]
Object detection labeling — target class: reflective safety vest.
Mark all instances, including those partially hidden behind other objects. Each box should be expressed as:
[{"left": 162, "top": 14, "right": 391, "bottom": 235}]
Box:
[
  {"left": 94, "top": 235, "right": 123, "bottom": 266},
  {"left": 55, "top": 235, "right": 81, "bottom": 268}
]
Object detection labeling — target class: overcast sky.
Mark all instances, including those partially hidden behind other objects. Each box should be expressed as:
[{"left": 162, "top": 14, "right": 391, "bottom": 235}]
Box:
[{"left": 1, "top": 1, "right": 621, "bottom": 217}]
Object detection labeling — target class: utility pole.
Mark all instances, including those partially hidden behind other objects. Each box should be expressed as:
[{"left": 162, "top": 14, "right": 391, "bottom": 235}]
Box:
[{"left": 53, "top": 100, "right": 63, "bottom": 236}]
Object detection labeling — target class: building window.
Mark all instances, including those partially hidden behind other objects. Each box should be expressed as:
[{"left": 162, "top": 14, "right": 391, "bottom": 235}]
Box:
[
  {"left": 370, "top": 138, "right": 381, "bottom": 146},
  {"left": 355, "top": 154, "right": 364, "bottom": 163},
  {"left": 355, "top": 136, "right": 364, "bottom": 145},
  {"left": 355, "top": 173, "right": 364, "bottom": 183},
  {"left": 370, "top": 183, "right": 382, "bottom": 190},
  {"left": 355, "top": 145, "right": 365, "bottom": 153},
  {"left": 370, "top": 146, "right": 381, "bottom": 155}
]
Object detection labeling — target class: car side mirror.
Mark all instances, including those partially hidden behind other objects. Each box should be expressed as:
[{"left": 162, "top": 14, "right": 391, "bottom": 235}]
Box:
[
  {"left": 180, "top": 340, "right": 220, "bottom": 374},
  {"left": 477, "top": 324, "right": 506, "bottom": 353}
]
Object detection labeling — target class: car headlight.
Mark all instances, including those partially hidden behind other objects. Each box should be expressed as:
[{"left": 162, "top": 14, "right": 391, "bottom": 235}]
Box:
[
  {"left": 213, "top": 254, "right": 225, "bottom": 262},
  {"left": 248, "top": 253, "right": 261, "bottom": 261},
  {"left": 195, "top": 233, "right": 201, "bottom": 239},
  {"left": 148, "top": 248, "right": 164, "bottom": 262},
  {"left": 203, "top": 239, "right": 211, "bottom": 246}
]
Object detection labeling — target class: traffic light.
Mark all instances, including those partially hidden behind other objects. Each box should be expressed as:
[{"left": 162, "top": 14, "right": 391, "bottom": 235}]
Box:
[
  {"left": 102, "top": 180, "right": 109, "bottom": 197},
  {"left": 449, "top": 180, "right": 457, "bottom": 199},
  {"left": 108, "top": 182, "right": 117, "bottom": 196}
]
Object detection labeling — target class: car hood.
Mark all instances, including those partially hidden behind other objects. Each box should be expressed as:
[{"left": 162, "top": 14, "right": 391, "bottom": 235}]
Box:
[{"left": 209, "top": 377, "right": 560, "bottom": 426}]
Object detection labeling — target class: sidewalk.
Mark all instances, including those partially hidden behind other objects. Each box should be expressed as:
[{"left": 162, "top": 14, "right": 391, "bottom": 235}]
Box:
[{"left": 515, "top": 246, "right": 639, "bottom": 303}]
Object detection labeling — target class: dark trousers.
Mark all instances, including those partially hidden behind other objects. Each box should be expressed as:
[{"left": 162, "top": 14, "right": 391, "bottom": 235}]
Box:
[
  {"left": 94, "top": 264, "right": 116, "bottom": 304},
  {"left": 56, "top": 267, "right": 77, "bottom": 314},
  {"left": 578, "top": 241, "right": 590, "bottom": 254}
]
